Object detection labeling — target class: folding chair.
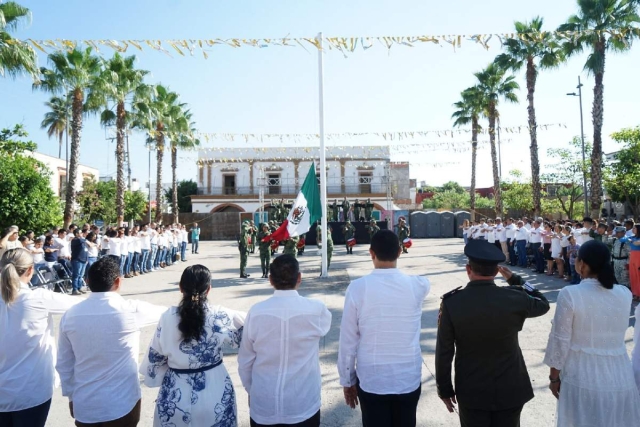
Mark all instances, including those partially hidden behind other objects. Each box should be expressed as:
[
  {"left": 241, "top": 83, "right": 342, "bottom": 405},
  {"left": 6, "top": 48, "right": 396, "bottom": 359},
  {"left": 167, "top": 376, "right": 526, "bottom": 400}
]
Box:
[
  {"left": 38, "top": 265, "right": 71, "bottom": 294},
  {"left": 29, "top": 267, "right": 54, "bottom": 291}
]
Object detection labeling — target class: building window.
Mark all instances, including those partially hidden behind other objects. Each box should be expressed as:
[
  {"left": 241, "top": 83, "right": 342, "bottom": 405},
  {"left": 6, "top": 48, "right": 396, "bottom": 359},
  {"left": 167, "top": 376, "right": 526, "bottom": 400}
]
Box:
[
  {"left": 359, "top": 172, "right": 372, "bottom": 194},
  {"left": 268, "top": 174, "right": 281, "bottom": 195},
  {"left": 58, "top": 173, "right": 66, "bottom": 197},
  {"left": 223, "top": 175, "right": 236, "bottom": 195},
  {"left": 547, "top": 185, "right": 558, "bottom": 197}
]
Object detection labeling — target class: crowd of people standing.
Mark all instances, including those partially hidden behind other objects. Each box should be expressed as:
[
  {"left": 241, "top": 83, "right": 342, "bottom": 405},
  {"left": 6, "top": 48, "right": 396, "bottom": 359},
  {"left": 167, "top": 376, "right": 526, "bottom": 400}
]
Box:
[
  {"left": 0, "top": 222, "right": 203, "bottom": 295},
  {"left": 461, "top": 216, "right": 640, "bottom": 299},
  {"left": 2, "top": 218, "right": 640, "bottom": 427}
]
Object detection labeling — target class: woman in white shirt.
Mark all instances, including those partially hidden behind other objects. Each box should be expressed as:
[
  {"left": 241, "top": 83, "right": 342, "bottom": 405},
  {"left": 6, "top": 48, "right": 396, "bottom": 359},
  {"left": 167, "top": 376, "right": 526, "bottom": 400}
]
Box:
[
  {"left": 544, "top": 240, "right": 640, "bottom": 426},
  {"left": 0, "top": 248, "right": 80, "bottom": 426},
  {"left": 461, "top": 219, "right": 470, "bottom": 245},
  {"left": 141, "top": 265, "right": 245, "bottom": 427}
]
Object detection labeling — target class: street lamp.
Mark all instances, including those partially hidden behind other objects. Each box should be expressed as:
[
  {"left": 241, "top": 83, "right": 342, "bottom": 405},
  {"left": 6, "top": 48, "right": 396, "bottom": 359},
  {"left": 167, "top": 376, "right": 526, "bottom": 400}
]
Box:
[{"left": 566, "top": 76, "right": 589, "bottom": 218}]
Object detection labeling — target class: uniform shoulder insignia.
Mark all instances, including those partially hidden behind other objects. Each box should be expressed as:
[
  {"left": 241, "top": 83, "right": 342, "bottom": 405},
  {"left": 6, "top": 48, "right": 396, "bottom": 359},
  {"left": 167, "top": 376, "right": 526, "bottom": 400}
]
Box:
[{"left": 441, "top": 286, "right": 463, "bottom": 299}]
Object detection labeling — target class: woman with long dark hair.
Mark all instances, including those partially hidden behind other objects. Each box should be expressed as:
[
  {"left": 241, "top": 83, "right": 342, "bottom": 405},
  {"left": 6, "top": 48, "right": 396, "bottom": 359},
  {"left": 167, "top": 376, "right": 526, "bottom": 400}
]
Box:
[
  {"left": 140, "top": 265, "right": 245, "bottom": 427},
  {"left": 544, "top": 240, "right": 640, "bottom": 426}
]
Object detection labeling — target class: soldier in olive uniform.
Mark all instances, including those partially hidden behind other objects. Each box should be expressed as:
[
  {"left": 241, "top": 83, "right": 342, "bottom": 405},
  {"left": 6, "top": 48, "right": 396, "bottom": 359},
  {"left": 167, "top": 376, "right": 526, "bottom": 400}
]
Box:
[
  {"left": 364, "top": 198, "right": 373, "bottom": 221},
  {"left": 436, "top": 240, "right": 550, "bottom": 427},
  {"left": 257, "top": 223, "right": 271, "bottom": 278},
  {"left": 342, "top": 220, "right": 356, "bottom": 254},
  {"left": 341, "top": 197, "right": 351, "bottom": 222},
  {"left": 238, "top": 220, "right": 251, "bottom": 278},
  {"left": 397, "top": 217, "right": 410, "bottom": 254},
  {"left": 269, "top": 221, "right": 279, "bottom": 255},
  {"left": 331, "top": 199, "right": 339, "bottom": 222},
  {"left": 611, "top": 226, "right": 630, "bottom": 287},
  {"left": 248, "top": 220, "right": 257, "bottom": 254},
  {"left": 317, "top": 222, "right": 334, "bottom": 270},
  {"left": 354, "top": 199, "right": 361, "bottom": 222},
  {"left": 282, "top": 235, "right": 300, "bottom": 258},
  {"left": 367, "top": 218, "right": 380, "bottom": 241}
]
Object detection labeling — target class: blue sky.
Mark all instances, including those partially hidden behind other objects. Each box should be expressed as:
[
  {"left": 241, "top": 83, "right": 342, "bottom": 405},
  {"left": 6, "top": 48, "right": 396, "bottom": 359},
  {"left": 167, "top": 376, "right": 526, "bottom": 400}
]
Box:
[{"left": 2, "top": 0, "right": 640, "bottom": 188}]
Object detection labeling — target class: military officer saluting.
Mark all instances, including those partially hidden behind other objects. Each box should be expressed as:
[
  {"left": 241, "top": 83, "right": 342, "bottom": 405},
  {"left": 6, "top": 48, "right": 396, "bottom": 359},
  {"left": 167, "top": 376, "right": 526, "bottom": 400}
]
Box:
[{"left": 436, "top": 240, "right": 550, "bottom": 427}]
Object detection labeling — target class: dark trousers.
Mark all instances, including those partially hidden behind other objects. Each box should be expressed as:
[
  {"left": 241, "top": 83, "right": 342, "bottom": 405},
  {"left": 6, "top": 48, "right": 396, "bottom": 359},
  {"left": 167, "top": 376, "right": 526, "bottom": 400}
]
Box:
[
  {"left": 516, "top": 240, "right": 527, "bottom": 267},
  {"left": 507, "top": 239, "right": 516, "bottom": 266},
  {"left": 75, "top": 399, "right": 140, "bottom": 427},
  {"left": 531, "top": 242, "right": 543, "bottom": 272},
  {"left": 459, "top": 404, "right": 523, "bottom": 427},
  {"left": 0, "top": 399, "right": 51, "bottom": 427},
  {"left": 357, "top": 384, "right": 421, "bottom": 427},
  {"left": 250, "top": 410, "right": 320, "bottom": 427}
]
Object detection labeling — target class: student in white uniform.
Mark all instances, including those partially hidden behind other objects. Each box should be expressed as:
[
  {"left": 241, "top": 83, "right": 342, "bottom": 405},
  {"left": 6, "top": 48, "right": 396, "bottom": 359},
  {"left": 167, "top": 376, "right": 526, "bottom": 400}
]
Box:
[
  {"left": 0, "top": 248, "right": 80, "bottom": 427},
  {"left": 505, "top": 219, "right": 517, "bottom": 266}
]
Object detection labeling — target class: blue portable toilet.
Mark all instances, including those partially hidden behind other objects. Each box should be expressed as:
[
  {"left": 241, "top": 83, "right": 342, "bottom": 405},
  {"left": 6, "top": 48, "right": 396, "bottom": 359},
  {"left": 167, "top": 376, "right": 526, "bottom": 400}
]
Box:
[
  {"left": 425, "top": 211, "right": 441, "bottom": 238},
  {"left": 454, "top": 211, "right": 471, "bottom": 238},
  {"left": 440, "top": 211, "right": 455, "bottom": 238},
  {"left": 410, "top": 212, "right": 428, "bottom": 238}
]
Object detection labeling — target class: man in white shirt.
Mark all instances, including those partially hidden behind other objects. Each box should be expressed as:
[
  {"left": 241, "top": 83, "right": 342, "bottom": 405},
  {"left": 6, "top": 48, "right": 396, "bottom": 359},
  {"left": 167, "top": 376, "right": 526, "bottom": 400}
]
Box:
[
  {"left": 180, "top": 226, "right": 188, "bottom": 262},
  {"left": 495, "top": 218, "right": 509, "bottom": 264},
  {"left": 56, "top": 256, "right": 166, "bottom": 426},
  {"left": 529, "top": 220, "right": 544, "bottom": 273},
  {"left": 513, "top": 221, "right": 530, "bottom": 268},
  {"left": 338, "top": 230, "right": 430, "bottom": 426},
  {"left": 53, "top": 229, "right": 72, "bottom": 273},
  {"left": 581, "top": 217, "right": 595, "bottom": 244},
  {"left": 238, "top": 255, "right": 331, "bottom": 427},
  {"left": 475, "top": 219, "right": 488, "bottom": 240},
  {"left": 139, "top": 225, "right": 151, "bottom": 274},
  {"left": 505, "top": 218, "right": 517, "bottom": 266}
]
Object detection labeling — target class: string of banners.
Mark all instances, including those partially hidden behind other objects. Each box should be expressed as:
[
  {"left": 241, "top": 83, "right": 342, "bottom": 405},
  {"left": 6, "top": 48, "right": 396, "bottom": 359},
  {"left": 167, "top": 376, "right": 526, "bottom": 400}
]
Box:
[
  {"left": 161, "top": 123, "right": 566, "bottom": 144},
  {"left": 9, "top": 29, "right": 638, "bottom": 56},
  {"left": 189, "top": 158, "right": 461, "bottom": 169}
]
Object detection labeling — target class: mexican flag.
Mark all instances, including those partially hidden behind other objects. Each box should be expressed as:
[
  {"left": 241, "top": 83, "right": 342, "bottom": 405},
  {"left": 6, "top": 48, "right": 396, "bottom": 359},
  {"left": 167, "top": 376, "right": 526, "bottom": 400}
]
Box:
[{"left": 264, "top": 163, "right": 322, "bottom": 242}]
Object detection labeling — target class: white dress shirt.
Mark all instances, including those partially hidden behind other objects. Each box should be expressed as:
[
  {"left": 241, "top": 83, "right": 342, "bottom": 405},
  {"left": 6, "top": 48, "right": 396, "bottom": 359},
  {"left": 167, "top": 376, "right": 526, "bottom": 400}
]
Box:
[
  {"left": 338, "top": 268, "right": 430, "bottom": 395},
  {"left": 529, "top": 226, "right": 542, "bottom": 244},
  {"left": 524, "top": 223, "right": 532, "bottom": 230},
  {"left": 505, "top": 224, "right": 516, "bottom": 240},
  {"left": 56, "top": 292, "right": 166, "bottom": 423},
  {"left": 515, "top": 227, "right": 530, "bottom": 242},
  {"left": 106, "top": 237, "right": 122, "bottom": 257},
  {"left": 53, "top": 236, "right": 70, "bottom": 258},
  {"left": 0, "top": 283, "right": 80, "bottom": 411},
  {"left": 181, "top": 230, "right": 188, "bottom": 243},
  {"left": 496, "top": 224, "right": 507, "bottom": 242},
  {"left": 238, "top": 290, "right": 331, "bottom": 425},
  {"left": 627, "top": 229, "right": 635, "bottom": 238}
]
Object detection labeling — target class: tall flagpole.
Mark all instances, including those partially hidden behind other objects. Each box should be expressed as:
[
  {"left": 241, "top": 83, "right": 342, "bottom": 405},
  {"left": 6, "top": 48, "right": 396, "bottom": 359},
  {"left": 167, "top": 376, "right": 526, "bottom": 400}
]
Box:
[{"left": 317, "top": 32, "right": 329, "bottom": 277}]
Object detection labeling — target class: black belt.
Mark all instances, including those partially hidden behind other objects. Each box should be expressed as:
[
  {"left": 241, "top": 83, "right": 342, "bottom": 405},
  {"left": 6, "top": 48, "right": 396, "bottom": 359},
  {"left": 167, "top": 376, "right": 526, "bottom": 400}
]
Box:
[
  {"left": 170, "top": 359, "right": 222, "bottom": 374},
  {"left": 612, "top": 256, "right": 628, "bottom": 260}
]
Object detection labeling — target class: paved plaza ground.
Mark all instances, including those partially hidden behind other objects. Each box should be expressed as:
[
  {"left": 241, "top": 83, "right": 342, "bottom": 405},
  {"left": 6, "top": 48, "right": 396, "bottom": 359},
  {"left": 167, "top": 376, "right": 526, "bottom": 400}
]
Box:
[{"left": 44, "top": 239, "right": 638, "bottom": 427}]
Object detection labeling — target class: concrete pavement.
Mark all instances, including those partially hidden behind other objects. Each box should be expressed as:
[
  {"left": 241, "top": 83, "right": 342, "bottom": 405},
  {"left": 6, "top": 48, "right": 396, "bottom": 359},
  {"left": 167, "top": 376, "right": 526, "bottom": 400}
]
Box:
[{"left": 44, "top": 239, "right": 638, "bottom": 426}]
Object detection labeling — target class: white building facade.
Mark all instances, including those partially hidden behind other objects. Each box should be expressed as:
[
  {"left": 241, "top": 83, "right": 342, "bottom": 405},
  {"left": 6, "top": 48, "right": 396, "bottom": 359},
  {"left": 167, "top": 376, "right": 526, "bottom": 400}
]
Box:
[
  {"left": 28, "top": 152, "right": 99, "bottom": 198},
  {"left": 191, "top": 146, "right": 409, "bottom": 214}
]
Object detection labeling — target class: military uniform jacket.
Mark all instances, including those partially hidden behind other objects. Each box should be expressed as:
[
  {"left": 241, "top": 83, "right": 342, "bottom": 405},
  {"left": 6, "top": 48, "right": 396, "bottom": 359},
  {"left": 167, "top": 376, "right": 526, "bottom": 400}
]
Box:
[
  {"left": 343, "top": 224, "right": 355, "bottom": 239},
  {"left": 435, "top": 274, "right": 550, "bottom": 410},
  {"left": 239, "top": 227, "right": 250, "bottom": 252},
  {"left": 398, "top": 225, "right": 410, "bottom": 241},
  {"left": 257, "top": 231, "right": 271, "bottom": 252}
]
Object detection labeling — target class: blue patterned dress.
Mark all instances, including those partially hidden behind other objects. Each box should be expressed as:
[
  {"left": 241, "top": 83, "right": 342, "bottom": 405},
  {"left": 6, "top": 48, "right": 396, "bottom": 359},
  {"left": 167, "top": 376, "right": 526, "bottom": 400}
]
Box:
[{"left": 140, "top": 305, "right": 245, "bottom": 427}]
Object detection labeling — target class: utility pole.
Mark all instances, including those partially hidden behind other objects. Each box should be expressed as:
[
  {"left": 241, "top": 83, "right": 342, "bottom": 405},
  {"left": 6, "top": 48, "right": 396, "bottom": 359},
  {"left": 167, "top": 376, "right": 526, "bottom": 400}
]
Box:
[{"left": 567, "top": 76, "right": 589, "bottom": 218}]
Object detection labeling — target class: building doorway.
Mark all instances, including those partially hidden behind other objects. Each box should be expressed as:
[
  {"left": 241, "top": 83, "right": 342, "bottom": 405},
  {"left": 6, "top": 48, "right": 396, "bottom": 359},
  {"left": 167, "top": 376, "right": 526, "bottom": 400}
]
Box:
[{"left": 224, "top": 175, "right": 236, "bottom": 195}]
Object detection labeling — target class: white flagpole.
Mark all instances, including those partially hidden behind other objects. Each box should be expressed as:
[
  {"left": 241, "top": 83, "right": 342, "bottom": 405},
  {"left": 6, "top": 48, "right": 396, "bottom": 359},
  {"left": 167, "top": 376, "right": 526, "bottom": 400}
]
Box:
[{"left": 317, "top": 32, "right": 329, "bottom": 277}]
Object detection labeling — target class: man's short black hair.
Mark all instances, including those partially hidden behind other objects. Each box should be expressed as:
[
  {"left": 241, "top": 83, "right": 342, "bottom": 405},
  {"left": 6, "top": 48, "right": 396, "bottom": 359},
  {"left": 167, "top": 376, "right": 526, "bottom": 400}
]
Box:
[
  {"left": 87, "top": 257, "right": 120, "bottom": 292},
  {"left": 468, "top": 259, "right": 499, "bottom": 277},
  {"left": 269, "top": 254, "right": 299, "bottom": 290},
  {"left": 625, "top": 220, "right": 635, "bottom": 228},
  {"left": 370, "top": 230, "right": 400, "bottom": 262}
]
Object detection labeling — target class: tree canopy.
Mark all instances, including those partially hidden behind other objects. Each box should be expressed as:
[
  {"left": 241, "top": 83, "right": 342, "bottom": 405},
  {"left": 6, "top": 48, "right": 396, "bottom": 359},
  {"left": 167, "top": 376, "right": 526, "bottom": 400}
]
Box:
[
  {"left": 0, "top": 125, "right": 62, "bottom": 232},
  {"left": 164, "top": 179, "right": 197, "bottom": 214},
  {"left": 604, "top": 126, "right": 640, "bottom": 218},
  {"left": 76, "top": 178, "right": 148, "bottom": 225}
]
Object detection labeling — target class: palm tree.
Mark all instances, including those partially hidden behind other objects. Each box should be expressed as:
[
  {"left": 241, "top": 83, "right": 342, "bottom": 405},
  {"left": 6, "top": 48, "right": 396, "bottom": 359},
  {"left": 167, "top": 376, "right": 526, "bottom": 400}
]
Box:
[
  {"left": 474, "top": 63, "right": 520, "bottom": 216},
  {"left": 559, "top": 0, "right": 640, "bottom": 217},
  {"left": 0, "top": 1, "right": 37, "bottom": 80},
  {"left": 35, "top": 47, "right": 102, "bottom": 228},
  {"left": 133, "top": 84, "right": 184, "bottom": 223},
  {"left": 170, "top": 109, "right": 198, "bottom": 223},
  {"left": 452, "top": 87, "right": 484, "bottom": 220},
  {"left": 494, "top": 17, "right": 565, "bottom": 217},
  {"left": 40, "top": 96, "right": 70, "bottom": 158},
  {"left": 87, "top": 53, "right": 149, "bottom": 225}
]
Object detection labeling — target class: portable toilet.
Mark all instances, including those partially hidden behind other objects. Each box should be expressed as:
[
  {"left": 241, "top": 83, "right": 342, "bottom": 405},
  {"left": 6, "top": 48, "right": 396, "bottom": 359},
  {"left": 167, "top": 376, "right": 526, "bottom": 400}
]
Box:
[
  {"left": 410, "top": 212, "right": 429, "bottom": 238},
  {"left": 440, "top": 211, "right": 455, "bottom": 238},
  {"left": 425, "top": 211, "right": 441, "bottom": 238}
]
